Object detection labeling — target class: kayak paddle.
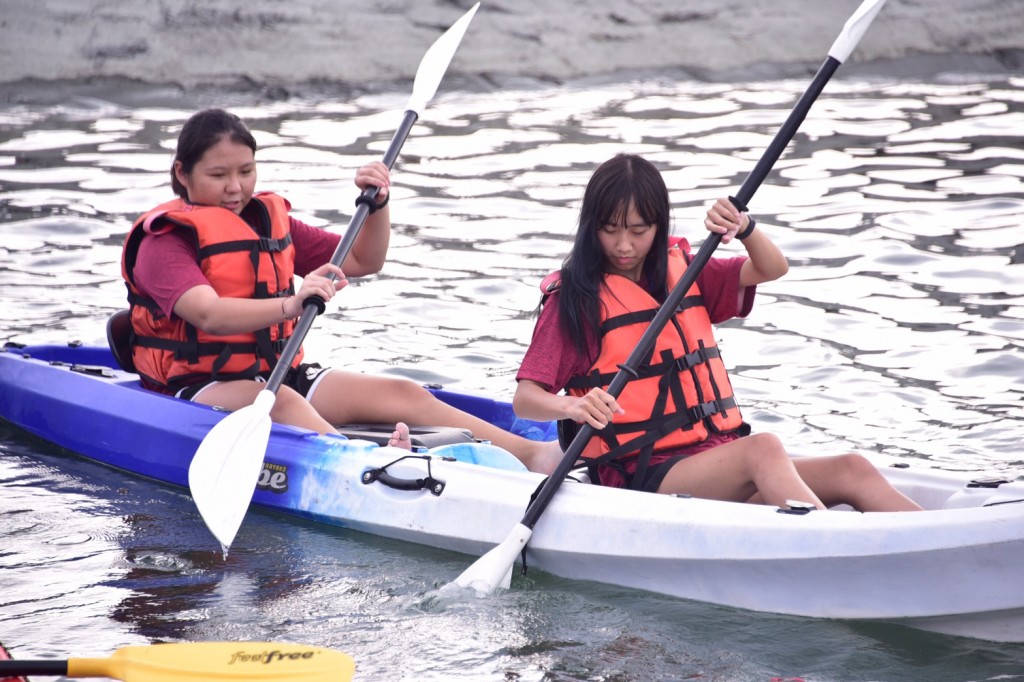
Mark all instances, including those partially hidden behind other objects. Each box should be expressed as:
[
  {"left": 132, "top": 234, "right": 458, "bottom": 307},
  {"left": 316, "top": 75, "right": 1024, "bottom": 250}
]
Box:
[
  {"left": 449, "top": 0, "right": 890, "bottom": 595},
  {"left": 0, "top": 641, "right": 354, "bottom": 682},
  {"left": 188, "top": 2, "right": 481, "bottom": 549}
]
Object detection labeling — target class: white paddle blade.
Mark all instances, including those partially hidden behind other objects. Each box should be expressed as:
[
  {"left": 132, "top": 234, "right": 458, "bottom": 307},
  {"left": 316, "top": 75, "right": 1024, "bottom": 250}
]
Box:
[
  {"left": 405, "top": 2, "right": 480, "bottom": 114},
  {"left": 450, "top": 523, "right": 533, "bottom": 595},
  {"left": 188, "top": 390, "right": 277, "bottom": 548},
  {"left": 829, "top": 0, "right": 888, "bottom": 63}
]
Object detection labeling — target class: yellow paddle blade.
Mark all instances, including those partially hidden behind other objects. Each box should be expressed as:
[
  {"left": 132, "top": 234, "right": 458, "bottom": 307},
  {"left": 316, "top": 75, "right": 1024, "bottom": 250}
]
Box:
[{"left": 66, "top": 642, "right": 354, "bottom": 682}]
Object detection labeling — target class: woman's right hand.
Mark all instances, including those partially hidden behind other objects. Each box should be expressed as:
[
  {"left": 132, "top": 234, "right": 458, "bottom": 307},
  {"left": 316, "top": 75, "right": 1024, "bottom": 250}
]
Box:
[
  {"left": 285, "top": 263, "right": 348, "bottom": 318},
  {"left": 354, "top": 161, "right": 390, "bottom": 201},
  {"left": 565, "top": 388, "right": 624, "bottom": 430},
  {"left": 704, "top": 196, "right": 748, "bottom": 244}
]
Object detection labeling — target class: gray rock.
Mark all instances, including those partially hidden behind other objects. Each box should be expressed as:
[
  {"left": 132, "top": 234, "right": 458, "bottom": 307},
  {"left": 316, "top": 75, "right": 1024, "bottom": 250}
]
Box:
[{"left": 0, "top": 0, "right": 1021, "bottom": 102}]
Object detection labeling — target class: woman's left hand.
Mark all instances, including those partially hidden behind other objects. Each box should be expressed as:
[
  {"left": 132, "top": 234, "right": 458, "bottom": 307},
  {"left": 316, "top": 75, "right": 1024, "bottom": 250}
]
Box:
[
  {"left": 354, "top": 161, "right": 390, "bottom": 202},
  {"left": 704, "top": 197, "right": 749, "bottom": 244}
]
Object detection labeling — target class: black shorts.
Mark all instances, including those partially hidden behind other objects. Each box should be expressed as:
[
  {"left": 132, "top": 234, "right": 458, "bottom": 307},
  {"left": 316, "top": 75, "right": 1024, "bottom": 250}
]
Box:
[
  {"left": 637, "top": 455, "right": 688, "bottom": 493},
  {"left": 176, "top": 363, "right": 333, "bottom": 402}
]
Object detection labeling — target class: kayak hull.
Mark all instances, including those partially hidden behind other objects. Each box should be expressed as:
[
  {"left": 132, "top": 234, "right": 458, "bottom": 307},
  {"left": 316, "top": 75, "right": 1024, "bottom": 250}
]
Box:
[{"left": 2, "top": 343, "right": 1023, "bottom": 642}]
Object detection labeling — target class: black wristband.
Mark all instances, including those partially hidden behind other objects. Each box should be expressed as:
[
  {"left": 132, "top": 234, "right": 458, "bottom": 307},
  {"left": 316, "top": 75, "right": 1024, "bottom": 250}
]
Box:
[
  {"left": 354, "top": 190, "right": 389, "bottom": 214},
  {"left": 736, "top": 216, "right": 756, "bottom": 241}
]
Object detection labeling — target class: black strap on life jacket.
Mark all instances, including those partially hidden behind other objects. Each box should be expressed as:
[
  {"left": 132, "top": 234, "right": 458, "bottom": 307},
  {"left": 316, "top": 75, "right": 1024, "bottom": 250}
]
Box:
[
  {"left": 564, "top": 345, "right": 723, "bottom": 391},
  {"left": 596, "top": 290, "right": 705, "bottom": 336},
  {"left": 196, "top": 233, "right": 293, "bottom": 260}
]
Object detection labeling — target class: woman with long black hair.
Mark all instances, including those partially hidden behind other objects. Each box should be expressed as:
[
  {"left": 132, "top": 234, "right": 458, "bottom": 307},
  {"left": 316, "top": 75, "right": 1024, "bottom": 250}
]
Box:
[{"left": 514, "top": 154, "right": 920, "bottom": 510}]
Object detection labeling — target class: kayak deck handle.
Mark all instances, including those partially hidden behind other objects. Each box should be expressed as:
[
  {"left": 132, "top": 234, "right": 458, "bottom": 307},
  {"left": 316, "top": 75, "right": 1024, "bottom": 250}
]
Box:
[{"left": 361, "top": 455, "right": 446, "bottom": 496}]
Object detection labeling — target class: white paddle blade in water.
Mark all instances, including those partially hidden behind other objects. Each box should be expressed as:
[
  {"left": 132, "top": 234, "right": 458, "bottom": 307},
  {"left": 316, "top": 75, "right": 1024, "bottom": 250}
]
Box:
[
  {"left": 450, "top": 523, "right": 533, "bottom": 594},
  {"left": 405, "top": 2, "right": 480, "bottom": 115},
  {"left": 188, "top": 390, "right": 276, "bottom": 548}
]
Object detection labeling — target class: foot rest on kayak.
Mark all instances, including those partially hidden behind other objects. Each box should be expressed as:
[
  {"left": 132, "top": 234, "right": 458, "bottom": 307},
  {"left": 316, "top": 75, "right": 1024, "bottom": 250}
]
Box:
[{"left": 337, "top": 423, "right": 476, "bottom": 449}]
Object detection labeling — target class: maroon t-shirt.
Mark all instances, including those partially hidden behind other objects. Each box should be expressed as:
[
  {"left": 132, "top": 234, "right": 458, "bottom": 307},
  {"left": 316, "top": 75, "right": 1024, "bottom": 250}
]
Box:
[
  {"left": 134, "top": 216, "right": 340, "bottom": 319},
  {"left": 516, "top": 239, "right": 755, "bottom": 488}
]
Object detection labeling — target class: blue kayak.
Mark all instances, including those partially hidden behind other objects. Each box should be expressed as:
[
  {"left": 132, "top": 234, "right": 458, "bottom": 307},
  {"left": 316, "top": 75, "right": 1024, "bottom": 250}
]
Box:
[
  {"left": 0, "top": 340, "right": 552, "bottom": 517},
  {"left": 3, "top": 340, "right": 1024, "bottom": 643}
]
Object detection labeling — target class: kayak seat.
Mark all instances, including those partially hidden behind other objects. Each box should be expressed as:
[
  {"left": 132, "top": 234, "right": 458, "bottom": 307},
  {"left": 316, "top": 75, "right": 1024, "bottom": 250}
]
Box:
[
  {"left": 106, "top": 309, "right": 137, "bottom": 373},
  {"left": 106, "top": 309, "right": 475, "bottom": 450},
  {"left": 335, "top": 423, "right": 476, "bottom": 449}
]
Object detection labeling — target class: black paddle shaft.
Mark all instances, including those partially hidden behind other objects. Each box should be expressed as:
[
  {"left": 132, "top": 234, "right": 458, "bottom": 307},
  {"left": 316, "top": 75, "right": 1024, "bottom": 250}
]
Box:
[
  {"left": 520, "top": 56, "right": 842, "bottom": 531},
  {"left": 0, "top": 660, "right": 69, "bottom": 676},
  {"left": 263, "top": 110, "right": 420, "bottom": 394}
]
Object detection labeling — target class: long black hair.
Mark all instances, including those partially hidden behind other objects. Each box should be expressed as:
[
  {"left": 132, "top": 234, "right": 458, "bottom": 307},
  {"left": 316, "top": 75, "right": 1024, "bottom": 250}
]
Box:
[
  {"left": 171, "top": 108, "right": 257, "bottom": 200},
  {"left": 557, "top": 154, "right": 671, "bottom": 358}
]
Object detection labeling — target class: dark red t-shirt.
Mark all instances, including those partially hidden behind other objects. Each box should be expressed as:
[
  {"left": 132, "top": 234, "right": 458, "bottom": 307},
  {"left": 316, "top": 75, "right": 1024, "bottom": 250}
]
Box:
[{"left": 516, "top": 239, "right": 755, "bottom": 488}]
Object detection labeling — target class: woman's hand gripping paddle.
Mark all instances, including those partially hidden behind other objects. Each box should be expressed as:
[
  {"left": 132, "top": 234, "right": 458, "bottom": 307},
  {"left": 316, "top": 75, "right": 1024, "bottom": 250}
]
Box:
[
  {"left": 187, "top": 3, "right": 481, "bottom": 550},
  {"left": 448, "top": 0, "right": 890, "bottom": 595},
  {"left": 0, "top": 641, "right": 355, "bottom": 682}
]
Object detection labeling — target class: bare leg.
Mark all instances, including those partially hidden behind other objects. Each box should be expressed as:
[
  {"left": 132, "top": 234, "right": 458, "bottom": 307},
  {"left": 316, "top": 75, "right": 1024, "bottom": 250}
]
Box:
[
  {"left": 307, "top": 371, "right": 563, "bottom": 474},
  {"left": 655, "top": 432, "right": 826, "bottom": 509},
  {"left": 194, "top": 379, "right": 417, "bottom": 452},
  {"left": 193, "top": 380, "right": 336, "bottom": 433},
  {"left": 791, "top": 454, "right": 922, "bottom": 511}
]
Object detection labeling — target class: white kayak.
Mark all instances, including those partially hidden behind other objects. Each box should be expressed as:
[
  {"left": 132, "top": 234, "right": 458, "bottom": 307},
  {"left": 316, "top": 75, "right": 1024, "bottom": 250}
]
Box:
[{"left": 1, "top": 342, "right": 1022, "bottom": 642}]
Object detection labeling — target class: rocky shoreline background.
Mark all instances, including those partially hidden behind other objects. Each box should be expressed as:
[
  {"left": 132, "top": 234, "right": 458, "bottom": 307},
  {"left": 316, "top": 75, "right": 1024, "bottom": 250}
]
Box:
[{"left": 1, "top": 0, "right": 1022, "bottom": 105}]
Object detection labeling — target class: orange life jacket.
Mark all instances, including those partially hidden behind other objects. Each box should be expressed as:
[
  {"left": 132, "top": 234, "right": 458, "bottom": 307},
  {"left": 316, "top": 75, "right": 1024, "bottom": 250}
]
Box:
[
  {"left": 554, "top": 247, "right": 745, "bottom": 486},
  {"left": 120, "top": 192, "right": 303, "bottom": 391}
]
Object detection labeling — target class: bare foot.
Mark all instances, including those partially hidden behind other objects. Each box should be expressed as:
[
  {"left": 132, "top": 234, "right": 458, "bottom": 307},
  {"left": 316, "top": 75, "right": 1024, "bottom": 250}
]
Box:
[
  {"left": 525, "top": 440, "right": 565, "bottom": 475},
  {"left": 388, "top": 422, "right": 412, "bottom": 450}
]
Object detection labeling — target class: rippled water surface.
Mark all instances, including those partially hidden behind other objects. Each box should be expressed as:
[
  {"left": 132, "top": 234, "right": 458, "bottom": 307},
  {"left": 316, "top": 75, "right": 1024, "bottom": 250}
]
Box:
[{"left": 1, "top": 74, "right": 1023, "bottom": 680}]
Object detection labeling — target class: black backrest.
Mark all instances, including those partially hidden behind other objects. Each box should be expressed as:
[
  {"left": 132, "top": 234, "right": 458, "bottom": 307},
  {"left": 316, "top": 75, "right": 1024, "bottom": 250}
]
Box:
[{"left": 106, "top": 309, "right": 137, "bottom": 373}]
